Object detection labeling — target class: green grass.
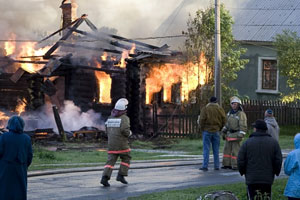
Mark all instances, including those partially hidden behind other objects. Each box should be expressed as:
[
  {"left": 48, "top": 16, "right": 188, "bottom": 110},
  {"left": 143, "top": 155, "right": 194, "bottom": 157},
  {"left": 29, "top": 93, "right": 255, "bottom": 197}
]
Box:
[
  {"left": 128, "top": 178, "right": 288, "bottom": 200},
  {"left": 29, "top": 125, "right": 296, "bottom": 171},
  {"left": 29, "top": 146, "right": 168, "bottom": 171},
  {"left": 29, "top": 143, "right": 191, "bottom": 171}
]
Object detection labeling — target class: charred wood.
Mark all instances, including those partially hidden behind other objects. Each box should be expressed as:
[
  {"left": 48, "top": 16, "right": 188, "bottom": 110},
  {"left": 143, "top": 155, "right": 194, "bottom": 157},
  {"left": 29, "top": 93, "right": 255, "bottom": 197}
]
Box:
[
  {"left": 126, "top": 60, "right": 141, "bottom": 135},
  {"left": 43, "top": 17, "right": 84, "bottom": 59},
  {"left": 60, "top": 42, "right": 122, "bottom": 54},
  {"left": 52, "top": 105, "right": 66, "bottom": 142}
]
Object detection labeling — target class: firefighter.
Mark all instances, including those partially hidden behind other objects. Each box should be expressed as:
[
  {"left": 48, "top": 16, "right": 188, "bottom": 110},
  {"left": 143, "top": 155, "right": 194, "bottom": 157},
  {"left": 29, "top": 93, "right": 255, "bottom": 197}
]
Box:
[
  {"left": 100, "top": 98, "right": 132, "bottom": 187},
  {"left": 221, "top": 96, "right": 247, "bottom": 170}
]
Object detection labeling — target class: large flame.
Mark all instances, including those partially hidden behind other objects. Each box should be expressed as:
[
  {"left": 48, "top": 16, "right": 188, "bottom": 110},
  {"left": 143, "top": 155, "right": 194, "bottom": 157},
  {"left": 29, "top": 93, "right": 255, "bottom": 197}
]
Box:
[
  {"left": 146, "top": 52, "right": 209, "bottom": 104},
  {"left": 4, "top": 33, "right": 16, "bottom": 56},
  {"left": 95, "top": 71, "right": 112, "bottom": 103},
  {"left": 3, "top": 33, "right": 51, "bottom": 73},
  {"left": 116, "top": 43, "right": 135, "bottom": 68},
  {"left": 15, "top": 98, "right": 27, "bottom": 116},
  {"left": 94, "top": 61, "right": 112, "bottom": 103}
]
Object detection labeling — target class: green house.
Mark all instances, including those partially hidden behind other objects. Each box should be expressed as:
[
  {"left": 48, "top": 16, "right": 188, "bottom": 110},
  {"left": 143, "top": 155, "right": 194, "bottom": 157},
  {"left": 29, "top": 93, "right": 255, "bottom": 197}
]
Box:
[{"left": 230, "top": 0, "right": 299, "bottom": 100}]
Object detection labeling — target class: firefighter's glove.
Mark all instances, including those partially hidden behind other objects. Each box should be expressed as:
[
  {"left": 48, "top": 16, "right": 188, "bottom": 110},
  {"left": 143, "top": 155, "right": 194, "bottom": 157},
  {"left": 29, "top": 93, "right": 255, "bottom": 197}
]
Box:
[
  {"left": 237, "top": 132, "right": 244, "bottom": 138},
  {"left": 197, "top": 115, "right": 200, "bottom": 125}
]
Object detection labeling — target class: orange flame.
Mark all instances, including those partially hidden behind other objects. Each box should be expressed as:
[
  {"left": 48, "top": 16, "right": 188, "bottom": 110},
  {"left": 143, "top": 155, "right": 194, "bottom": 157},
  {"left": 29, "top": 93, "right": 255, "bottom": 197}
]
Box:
[
  {"left": 145, "top": 52, "right": 209, "bottom": 104},
  {"left": 130, "top": 43, "right": 136, "bottom": 54},
  {"left": 101, "top": 52, "right": 107, "bottom": 61},
  {"left": 4, "top": 33, "right": 16, "bottom": 56},
  {"left": 19, "top": 43, "right": 50, "bottom": 73},
  {"left": 0, "top": 111, "right": 9, "bottom": 121},
  {"left": 35, "top": 132, "right": 48, "bottom": 136},
  {"left": 4, "top": 33, "right": 51, "bottom": 73},
  {"left": 0, "top": 111, "right": 9, "bottom": 128},
  {"left": 95, "top": 71, "right": 112, "bottom": 103},
  {"left": 119, "top": 50, "right": 128, "bottom": 68},
  {"left": 15, "top": 98, "right": 27, "bottom": 116},
  {"left": 117, "top": 43, "right": 135, "bottom": 68},
  {"left": 94, "top": 59, "right": 111, "bottom": 103}
]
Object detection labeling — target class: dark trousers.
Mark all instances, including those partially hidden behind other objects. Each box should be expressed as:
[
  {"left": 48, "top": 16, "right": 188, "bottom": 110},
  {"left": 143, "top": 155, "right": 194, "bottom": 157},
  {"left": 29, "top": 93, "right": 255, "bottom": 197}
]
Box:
[
  {"left": 102, "top": 152, "right": 131, "bottom": 179},
  {"left": 247, "top": 184, "right": 272, "bottom": 200},
  {"left": 288, "top": 197, "right": 300, "bottom": 200}
]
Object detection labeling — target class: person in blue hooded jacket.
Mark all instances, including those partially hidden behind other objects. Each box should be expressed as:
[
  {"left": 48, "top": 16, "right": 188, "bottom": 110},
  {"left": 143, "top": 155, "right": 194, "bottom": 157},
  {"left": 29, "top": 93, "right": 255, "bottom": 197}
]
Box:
[
  {"left": 0, "top": 116, "right": 33, "bottom": 200},
  {"left": 284, "top": 133, "right": 300, "bottom": 200}
]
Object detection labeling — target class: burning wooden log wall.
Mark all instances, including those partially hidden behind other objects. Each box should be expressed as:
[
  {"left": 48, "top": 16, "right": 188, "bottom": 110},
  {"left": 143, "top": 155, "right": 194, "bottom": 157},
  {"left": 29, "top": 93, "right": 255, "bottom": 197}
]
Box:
[
  {"left": 0, "top": 73, "right": 30, "bottom": 111},
  {"left": 64, "top": 67, "right": 97, "bottom": 112}
]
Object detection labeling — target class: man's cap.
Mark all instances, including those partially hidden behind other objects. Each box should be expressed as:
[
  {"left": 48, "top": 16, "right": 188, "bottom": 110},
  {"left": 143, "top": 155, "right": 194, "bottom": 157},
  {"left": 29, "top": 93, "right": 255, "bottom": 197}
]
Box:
[
  {"left": 210, "top": 96, "right": 217, "bottom": 103},
  {"left": 252, "top": 119, "right": 268, "bottom": 131},
  {"left": 266, "top": 109, "right": 273, "bottom": 115}
]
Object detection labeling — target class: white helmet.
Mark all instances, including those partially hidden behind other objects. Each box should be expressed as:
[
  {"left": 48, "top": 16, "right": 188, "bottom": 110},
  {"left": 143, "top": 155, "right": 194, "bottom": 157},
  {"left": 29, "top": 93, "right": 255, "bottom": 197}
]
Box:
[
  {"left": 230, "top": 96, "right": 241, "bottom": 104},
  {"left": 114, "top": 98, "right": 128, "bottom": 111}
]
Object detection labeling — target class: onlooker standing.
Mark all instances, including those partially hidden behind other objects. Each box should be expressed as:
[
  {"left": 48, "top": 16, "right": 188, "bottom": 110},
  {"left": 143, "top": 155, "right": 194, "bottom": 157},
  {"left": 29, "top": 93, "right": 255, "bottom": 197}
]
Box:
[
  {"left": 238, "top": 119, "right": 282, "bottom": 200},
  {"left": 264, "top": 109, "right": 280, "bottom": 141},
  {"left": 284, "top": 133, "right": 300, "bottom": 200},
  {"left": 0, "top": 116, "right": 33, "bottom": 200},
  {"left": 101, "top": 98, "right": 132, "bottom": 187},
  {"left": 198, "top": 96, "right": 226, "bottom": 171},
  {"left": 221, "top": 96, "right": 247, "bottom": 170}
]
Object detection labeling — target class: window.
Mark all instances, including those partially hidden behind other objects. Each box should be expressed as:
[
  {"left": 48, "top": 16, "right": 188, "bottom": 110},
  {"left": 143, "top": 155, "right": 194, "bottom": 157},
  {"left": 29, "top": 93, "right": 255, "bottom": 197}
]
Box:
[
  {"left": 256, "top": 57, "right": 279, "bottom": 94},
  {"left": 262, "top": 60, "right": 277, "bottom": 90}
]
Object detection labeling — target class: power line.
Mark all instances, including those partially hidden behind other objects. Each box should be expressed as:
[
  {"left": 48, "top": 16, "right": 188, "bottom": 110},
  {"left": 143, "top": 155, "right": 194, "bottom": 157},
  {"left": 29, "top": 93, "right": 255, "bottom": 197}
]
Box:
[
  {"left": 226, "top": 7, "right": 300, "bottom": 11},
  {"left": 133, "top": 35, "right": 187, "bottom": 40},
  {"left": 0, "top": 34, "right": 187, "bottom": 43}
]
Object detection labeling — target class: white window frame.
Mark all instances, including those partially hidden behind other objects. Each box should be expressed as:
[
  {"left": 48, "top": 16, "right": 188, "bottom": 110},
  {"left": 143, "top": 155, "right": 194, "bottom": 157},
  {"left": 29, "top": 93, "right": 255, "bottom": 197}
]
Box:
[{"left": 256, "top": 57, "right": 280, "bottom": 94}]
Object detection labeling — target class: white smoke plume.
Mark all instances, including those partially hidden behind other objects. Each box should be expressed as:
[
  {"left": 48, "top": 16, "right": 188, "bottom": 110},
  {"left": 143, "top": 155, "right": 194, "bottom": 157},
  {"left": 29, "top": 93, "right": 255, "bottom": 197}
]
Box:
[
  {"left": 1, "top": 101, "right": 105, "bottom": 132},
  {"left": 59, "top": 100, "right": 104, "bottom": 132}
]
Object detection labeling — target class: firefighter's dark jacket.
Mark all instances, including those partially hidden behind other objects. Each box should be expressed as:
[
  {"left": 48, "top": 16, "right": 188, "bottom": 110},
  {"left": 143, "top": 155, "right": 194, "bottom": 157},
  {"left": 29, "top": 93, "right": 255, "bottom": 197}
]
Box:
[
  {"left": 106, "top": 114, "right": 131, "bottom": 152},
  {"left": 237, "top": 132, "right": 282, "bottom": 185}
]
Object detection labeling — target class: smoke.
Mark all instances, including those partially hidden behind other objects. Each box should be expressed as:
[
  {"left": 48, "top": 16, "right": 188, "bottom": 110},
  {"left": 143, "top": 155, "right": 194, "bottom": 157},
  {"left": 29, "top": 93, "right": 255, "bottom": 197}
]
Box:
[
  {"left": 59, "top": 100, "right": 104, "bottom": 131},
  {"left": 0, "top": 0, "right": 249, "bottom": 47},
  {"left": 0, "top": 100, "right": 105, "bottom": 132},
  {"left": 0, "top": 0, "right": 183, "bottom": 40}
]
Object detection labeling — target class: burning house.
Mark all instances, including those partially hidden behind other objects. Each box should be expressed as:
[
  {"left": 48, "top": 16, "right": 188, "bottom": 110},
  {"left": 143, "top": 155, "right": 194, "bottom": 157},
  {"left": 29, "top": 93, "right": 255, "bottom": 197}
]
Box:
[{"left": 0, "top": 1, "right": 211, "bottom": 138}]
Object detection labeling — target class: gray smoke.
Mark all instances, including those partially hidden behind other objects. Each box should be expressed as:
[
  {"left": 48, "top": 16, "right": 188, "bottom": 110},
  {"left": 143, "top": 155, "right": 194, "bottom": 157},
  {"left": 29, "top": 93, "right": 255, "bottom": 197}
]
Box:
[
  {"left": 1, "top": 101, "right": 105, "bottom": 132},
  {"left": 0, "top": 0, "right": 249, "bottom": 47}
]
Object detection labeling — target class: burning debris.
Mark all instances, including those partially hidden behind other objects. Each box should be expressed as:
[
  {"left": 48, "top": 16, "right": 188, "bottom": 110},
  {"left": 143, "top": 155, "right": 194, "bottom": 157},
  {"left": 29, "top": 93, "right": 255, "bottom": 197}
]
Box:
[{"left": 0, "top": 2, "right": 211, "bottom": 138}]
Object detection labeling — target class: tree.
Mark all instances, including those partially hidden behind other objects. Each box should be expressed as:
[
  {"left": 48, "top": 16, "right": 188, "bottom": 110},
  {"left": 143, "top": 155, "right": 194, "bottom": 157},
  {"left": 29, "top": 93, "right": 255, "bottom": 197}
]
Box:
[
  {"left": 184, "top": 4, "right": 248, "bottom": 106},
  {"left": 274, "top": 30, "right": 300, "bottom": 102}
]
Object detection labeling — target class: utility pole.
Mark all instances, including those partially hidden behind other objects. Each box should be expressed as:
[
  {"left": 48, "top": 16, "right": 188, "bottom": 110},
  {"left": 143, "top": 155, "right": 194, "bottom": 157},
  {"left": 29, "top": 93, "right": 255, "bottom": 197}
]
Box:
[{"left": 214, "top": 0, "right": 222, "bottom": 106}]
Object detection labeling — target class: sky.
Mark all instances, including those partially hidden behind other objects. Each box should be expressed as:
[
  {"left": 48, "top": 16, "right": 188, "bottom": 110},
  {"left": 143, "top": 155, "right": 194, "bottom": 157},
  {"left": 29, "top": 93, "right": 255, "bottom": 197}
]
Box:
[{"left": 0, "top": 0, "right": 246, "bottom": 48}]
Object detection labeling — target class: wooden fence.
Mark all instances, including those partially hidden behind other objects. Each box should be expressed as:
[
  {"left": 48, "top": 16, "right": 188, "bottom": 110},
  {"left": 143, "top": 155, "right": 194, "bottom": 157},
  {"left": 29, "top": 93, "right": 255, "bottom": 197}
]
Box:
[
  {"left": 242, "top": 99, "right": 300, "bottom": 126},
  {"left": 153, "top": 103, "right": 200, "bottom": 138},
  {"left": 153, "top": 100, "right": 300, "bottom": 138}
]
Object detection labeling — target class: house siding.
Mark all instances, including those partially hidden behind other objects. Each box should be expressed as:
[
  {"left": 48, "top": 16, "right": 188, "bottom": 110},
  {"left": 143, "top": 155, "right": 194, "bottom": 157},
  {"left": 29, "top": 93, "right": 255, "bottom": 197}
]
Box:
[{"left": 230, "top": 43, "right": 290, "bottom": 100}]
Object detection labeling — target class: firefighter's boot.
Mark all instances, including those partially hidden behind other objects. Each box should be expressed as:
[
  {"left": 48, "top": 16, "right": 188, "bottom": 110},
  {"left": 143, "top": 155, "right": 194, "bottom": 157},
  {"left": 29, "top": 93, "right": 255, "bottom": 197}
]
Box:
[
  {"left": 116, "top": 174, "right": 128, "bottom": 184},
  {"left": 100, "top": 176, "right": 110, "bottom": 187}
]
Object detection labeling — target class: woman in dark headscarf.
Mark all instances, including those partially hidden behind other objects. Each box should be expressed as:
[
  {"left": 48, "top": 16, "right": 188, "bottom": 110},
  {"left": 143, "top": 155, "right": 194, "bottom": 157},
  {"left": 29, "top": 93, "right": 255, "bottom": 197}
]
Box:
[{"left": 0, "top": 116, "right": 33, "bottom": 200}]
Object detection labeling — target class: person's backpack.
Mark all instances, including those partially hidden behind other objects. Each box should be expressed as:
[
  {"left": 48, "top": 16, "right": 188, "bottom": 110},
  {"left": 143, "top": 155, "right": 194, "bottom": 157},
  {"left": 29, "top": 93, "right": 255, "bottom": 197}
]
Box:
[{"left": 197, "top": 191, "right": 239, "bottom": 200}]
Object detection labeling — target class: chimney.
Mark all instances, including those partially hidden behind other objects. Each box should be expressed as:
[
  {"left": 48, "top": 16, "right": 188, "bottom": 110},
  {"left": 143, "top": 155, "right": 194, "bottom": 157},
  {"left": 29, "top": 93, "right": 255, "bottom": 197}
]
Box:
[{"left": 60, "top": 3, "right": 72, "bottom": 30}]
